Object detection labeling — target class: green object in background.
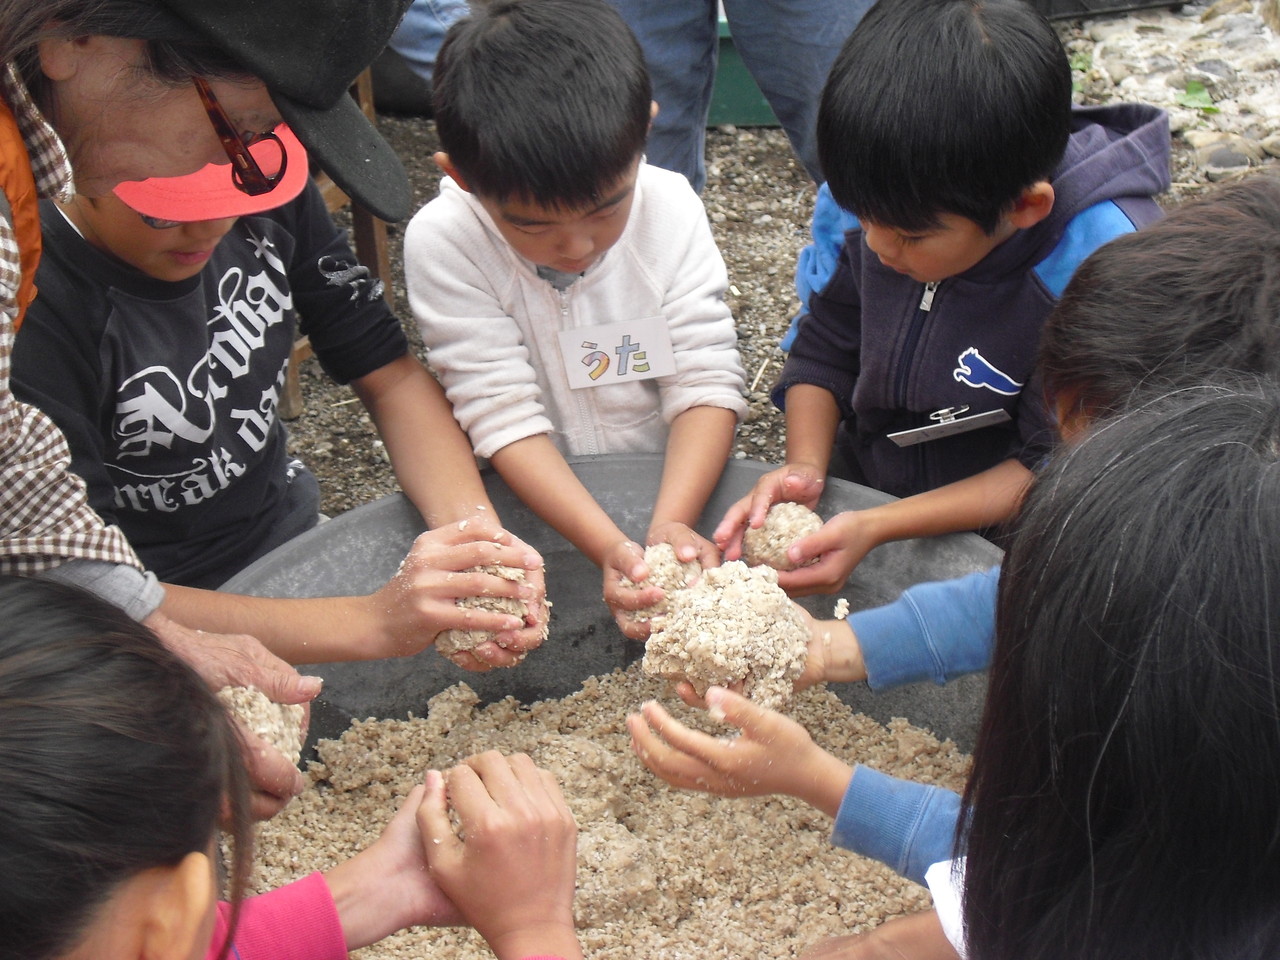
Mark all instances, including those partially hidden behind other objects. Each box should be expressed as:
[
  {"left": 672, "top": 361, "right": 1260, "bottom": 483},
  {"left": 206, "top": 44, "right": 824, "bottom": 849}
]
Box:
[{"left": 707, "top": 18, "right": 779, "bottom": 127}]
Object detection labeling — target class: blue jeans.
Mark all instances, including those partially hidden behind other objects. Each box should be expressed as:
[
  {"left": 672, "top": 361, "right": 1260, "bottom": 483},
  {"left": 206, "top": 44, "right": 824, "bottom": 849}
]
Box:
[
  {"left": 604, "top": 0, "right": 877, "bottom": 192},
  {"left": 388, "top": 0, "right": 471, "bottom": 84}
]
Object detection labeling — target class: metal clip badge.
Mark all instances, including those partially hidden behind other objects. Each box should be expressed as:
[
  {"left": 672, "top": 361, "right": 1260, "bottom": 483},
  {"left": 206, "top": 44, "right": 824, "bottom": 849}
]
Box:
[{"left": 887, "top": 405, "right": 1012, "bottom": 447}]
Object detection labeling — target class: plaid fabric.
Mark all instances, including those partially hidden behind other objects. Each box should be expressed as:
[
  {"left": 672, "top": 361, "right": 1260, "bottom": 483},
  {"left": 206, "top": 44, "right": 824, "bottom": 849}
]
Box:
[{"left": 0, "top": 66, "right": 141, "bottom": 575}]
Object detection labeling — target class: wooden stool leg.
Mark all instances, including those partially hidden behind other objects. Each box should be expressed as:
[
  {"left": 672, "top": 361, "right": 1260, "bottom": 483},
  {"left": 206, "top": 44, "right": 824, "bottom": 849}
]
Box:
[{"left": 280, "top": 335, "right": 314, "bottom": 421}]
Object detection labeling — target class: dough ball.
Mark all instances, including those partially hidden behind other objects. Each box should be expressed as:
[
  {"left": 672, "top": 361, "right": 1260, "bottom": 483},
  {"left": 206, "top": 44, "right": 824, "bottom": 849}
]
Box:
[
  {"left": 642, "top": 560, "right": 809, "bottom": 710},
  {"left": 217, "top": 685, "right": 305, "bottom": 766},
  {"left": 436, "top": 564, "right": 546, "bottom": 660},
  {"left": 741, "top": 501, "right": 823, "bottom": 571},
  {"left": 619, "top": 543, "right": 703, "bottom": 625}
]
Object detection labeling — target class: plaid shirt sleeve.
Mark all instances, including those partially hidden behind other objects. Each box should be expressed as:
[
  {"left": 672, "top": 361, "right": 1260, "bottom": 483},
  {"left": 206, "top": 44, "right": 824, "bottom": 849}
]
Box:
[{"left": 0, "top": 67, "right": 142, "bottom": 576}]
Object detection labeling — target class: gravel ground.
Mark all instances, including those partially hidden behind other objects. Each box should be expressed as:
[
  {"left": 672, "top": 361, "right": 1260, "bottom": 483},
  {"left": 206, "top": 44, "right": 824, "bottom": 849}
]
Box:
[{"left": 291, "top": 4, "right": 1277, "bottom": 517}]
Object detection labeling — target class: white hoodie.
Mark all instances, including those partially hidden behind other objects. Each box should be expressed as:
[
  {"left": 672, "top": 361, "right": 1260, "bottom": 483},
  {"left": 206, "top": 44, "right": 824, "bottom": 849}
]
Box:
[{"left": 404, "top": 163, "right": 747, "bottom": 459}]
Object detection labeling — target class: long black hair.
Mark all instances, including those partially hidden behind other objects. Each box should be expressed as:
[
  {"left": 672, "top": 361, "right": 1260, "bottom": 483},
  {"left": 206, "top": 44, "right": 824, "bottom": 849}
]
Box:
[
  {"left": 960, "top": 385, "right": 1280, "bottom": 960},
  {"left": 0, "top": 575, "right": 251, "bottom": 960}
]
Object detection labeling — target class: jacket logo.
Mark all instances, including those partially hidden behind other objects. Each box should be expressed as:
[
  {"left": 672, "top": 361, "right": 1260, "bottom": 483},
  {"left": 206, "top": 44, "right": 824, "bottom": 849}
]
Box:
[{"left": 952, "top": 347, "right": 1022, "bottom": 396}]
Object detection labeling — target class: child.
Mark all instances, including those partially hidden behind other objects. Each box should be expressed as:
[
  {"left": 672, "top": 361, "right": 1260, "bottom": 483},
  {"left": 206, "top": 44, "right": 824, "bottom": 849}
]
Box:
[
  {"left": 12, "top": 133, "right": 547, "bottom": 669},
  {"left": 404, "top": 0, "right": 749, "bottom": 638},
  {"left": 716, "top": 0, "right": 1170, "bottom": 596},
  {"left": 634, "top": 173, "right": 1280, "bottom": 952},
  {"left": 0, "top": 574, "right": 583, "bottom": 960},
  {"left": 635, "top": 385, "right": 1280, "bottom": 960},
  {"left": 804, "top": 172, "right": 1280, "bottom": 709},
  {"left": 958, "top": 386, "right": 1280, "bottom": 959}
]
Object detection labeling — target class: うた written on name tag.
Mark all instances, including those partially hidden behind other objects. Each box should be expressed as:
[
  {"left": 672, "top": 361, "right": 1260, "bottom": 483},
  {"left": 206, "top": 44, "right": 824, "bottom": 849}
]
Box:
[{"left": 558, "top": 316, "right": 676, "bottom": 389}]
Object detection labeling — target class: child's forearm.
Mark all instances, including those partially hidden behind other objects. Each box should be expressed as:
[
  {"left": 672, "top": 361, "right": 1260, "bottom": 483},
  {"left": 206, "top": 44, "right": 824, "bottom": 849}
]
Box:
[
  {"left": 161, "top": 584, "right": 387, "bottom": 663},
  {"left": 649, "top": 406, "right": 737, "bottom": 533},
  {"left": 354, "top": 354, "right": 496, "bottom": 526},
  {"left": 489, "top": 435, "right": 629, "bottom": 567},
  {"left": 488, "top": 928, "right": 584, "bottom": 960},
  {"left": 782, "top": 384, "right": 841, "bottom": 472},
  {"left": 845, "top": 457, "right": 1033, "bottom": 546}
]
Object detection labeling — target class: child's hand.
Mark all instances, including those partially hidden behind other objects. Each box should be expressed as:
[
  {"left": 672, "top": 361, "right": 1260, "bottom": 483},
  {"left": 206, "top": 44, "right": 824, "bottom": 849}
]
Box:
[
  {"left": 602, "top": 538, "right": 663, "bottom": 640},
  {"left": 147, "top": 610, "right": 317, "bottom": 820},
  {"left": 370, "top": 519, "right": 548, "bottom": 666},
  {"left": 714, "top": 462, "right": 827, "bottom": 561},
  {"left": 647, "top": 520, "right": 721, "bottom": 570},
  {"left": 797, "top": 606, "right": 866, "bottom": 689},
  {"left": 798, "top": 909, "right": 958, "bottom": 960},
  {"left": 628, "top": 687, "right": 853, "bottom": 814},
  {"left": 774, "top": 510, "right": 879, "bottom": 596},
  {"left": 418, "top": 752, "right": 583, "bottom": 960},
  {"left": 323, "top": 783, "right": 464, "bottom": 950}
]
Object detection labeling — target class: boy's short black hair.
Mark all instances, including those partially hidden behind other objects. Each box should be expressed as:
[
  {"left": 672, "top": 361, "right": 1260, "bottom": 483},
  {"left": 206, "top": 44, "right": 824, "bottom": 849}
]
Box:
[
  {"left": 817, "top": 0, "right": 1072, "bottom": 234},
  {"left": 433, "top": 0, "right": 652, "bottom": 211}
]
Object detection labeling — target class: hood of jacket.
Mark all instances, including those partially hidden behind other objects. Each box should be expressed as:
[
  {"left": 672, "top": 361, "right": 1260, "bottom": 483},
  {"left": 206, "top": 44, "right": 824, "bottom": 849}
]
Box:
[{"left": 961, "top": 102, "right": 1171, "bottom": 283}]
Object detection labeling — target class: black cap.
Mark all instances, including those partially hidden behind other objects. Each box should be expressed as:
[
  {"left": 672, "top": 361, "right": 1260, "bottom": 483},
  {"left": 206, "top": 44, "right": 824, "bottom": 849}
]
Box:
[{"left": 120, "top": 0, "right": 414, "bottom": 221}]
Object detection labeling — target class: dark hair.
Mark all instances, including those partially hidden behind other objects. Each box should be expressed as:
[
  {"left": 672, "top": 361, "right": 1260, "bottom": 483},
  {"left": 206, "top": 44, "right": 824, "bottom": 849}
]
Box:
[
  {"left": 960, "top": 385, "right": 1280, "bottom": 960},
  {"left": 1041, "top": 173, "right": 1280, "bottom": 418},
  {"left": 432, "top": 0, "right": 652, "bottom": 210},
  {"left": 0, "top": 575, "right": 252, "bottom": 960},
  {"left": 6, "top": 2, "right": 253, "bottom": 111},
  {"left": 817, "top": 0, "right": 1071, "bottom": 234}
]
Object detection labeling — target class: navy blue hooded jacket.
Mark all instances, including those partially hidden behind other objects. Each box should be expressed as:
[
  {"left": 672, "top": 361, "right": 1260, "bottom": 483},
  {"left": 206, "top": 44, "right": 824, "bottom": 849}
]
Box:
[{"left": 775, "top": 103, "right": 1171, "bottom": 498}]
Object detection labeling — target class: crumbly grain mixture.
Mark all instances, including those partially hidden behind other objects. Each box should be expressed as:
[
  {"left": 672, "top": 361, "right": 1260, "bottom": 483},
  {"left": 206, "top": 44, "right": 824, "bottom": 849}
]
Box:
[
  {"left": 619, "top": 542, "right": 704, "bottom": 625},
  {"left": 742, "top": 502, "right": 823, "bottom": 571},
  {"left": 244, "top": 663, "right": 969, "bottom": 960},
  {"left": 436, "top": 564, "right": 546, "bottom": 659},
  {"left": 642, "top": 560, "right": 809, "bottom": 710},
  {"left": 216, "top": 685, "right": 305, "bottom": 766}
]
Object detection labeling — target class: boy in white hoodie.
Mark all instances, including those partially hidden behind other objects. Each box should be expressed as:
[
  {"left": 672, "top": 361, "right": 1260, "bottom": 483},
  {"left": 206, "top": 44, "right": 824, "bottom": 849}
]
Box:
[{"left": 404, "top": 0, "right": 748, "bottom": 637}]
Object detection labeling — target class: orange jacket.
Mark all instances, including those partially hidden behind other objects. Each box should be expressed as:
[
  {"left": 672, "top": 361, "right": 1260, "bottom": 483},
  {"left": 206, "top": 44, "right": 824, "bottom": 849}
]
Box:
[{"left": 0, "top": 95, "right": 42, "bottom": 331}]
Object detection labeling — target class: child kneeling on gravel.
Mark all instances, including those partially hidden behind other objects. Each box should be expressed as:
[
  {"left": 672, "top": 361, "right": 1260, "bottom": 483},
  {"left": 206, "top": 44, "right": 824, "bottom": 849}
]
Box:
[
  {"left": 404, "top": 0, "right": 748, "bottom": 640},
  {"left": 13, "top": 138, "right": 547, "bottom": 671},
  {"left": 717, "top": 0, "right": 1170, "bottom": 596}
]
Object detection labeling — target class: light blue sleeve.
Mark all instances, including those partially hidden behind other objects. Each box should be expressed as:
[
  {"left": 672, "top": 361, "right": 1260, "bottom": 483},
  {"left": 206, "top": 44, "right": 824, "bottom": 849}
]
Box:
[
  {"left": 1032, "top": 198, "right": 1138, "bottom": 297},
  {"left": 831, "top": 764, "right": 962, "bottom": 886},
  {"left": 851, "top": 567, "right": 1000, "bottom": 691},
  {"left": 782, "top": 182, "right": 860, "bottom": 350}
]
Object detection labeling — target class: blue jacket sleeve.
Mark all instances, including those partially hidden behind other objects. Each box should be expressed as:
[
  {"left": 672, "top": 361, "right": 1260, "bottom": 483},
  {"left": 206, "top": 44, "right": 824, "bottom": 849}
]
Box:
[
  {"left": 782, "top": 182, "right": 860, "bottom": 350},
  {"left": 832, "top": 764, "right": 962, "bottom": 886},
  {"left": 852, "top": 567, "right": 1000, "bottom": 691}
]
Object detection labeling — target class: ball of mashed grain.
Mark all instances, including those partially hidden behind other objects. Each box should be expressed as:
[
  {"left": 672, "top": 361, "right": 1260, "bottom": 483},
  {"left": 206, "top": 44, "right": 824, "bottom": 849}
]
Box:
[
  {"left": 642, "top": 560, "right": 809, "bottom": 710},
  {"left": 216, "top": 685, "right": 305, "bottom": 766},
  {"left": 741, "top": 501, "right": 823, "bottom": 571},
  {"left": 436, "top": 564, "right": 547, "bottom": 661},
  {"left": 619, "top": 543, "right": 703, "bottom": 625}
]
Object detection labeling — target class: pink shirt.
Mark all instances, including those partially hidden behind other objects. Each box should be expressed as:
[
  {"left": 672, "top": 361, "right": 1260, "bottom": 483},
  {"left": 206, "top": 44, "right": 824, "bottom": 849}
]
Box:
[{"left": 208, "top": 872, "right": 346, "bottom": 960}]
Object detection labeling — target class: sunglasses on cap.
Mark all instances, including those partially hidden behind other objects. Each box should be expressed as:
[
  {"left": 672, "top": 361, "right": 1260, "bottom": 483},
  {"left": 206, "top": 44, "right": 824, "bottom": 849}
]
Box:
[{"left": 192, "top": 76, "right": 289, "bottom": 197}]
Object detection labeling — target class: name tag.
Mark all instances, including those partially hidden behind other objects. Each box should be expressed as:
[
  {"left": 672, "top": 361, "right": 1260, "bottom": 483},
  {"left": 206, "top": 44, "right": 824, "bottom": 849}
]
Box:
[
  {"left": 558, "top": 316, "right": 676, "bottom": 390},
  {"left": 888, "top": 406, "right": 1011, "bottom": 447}
]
